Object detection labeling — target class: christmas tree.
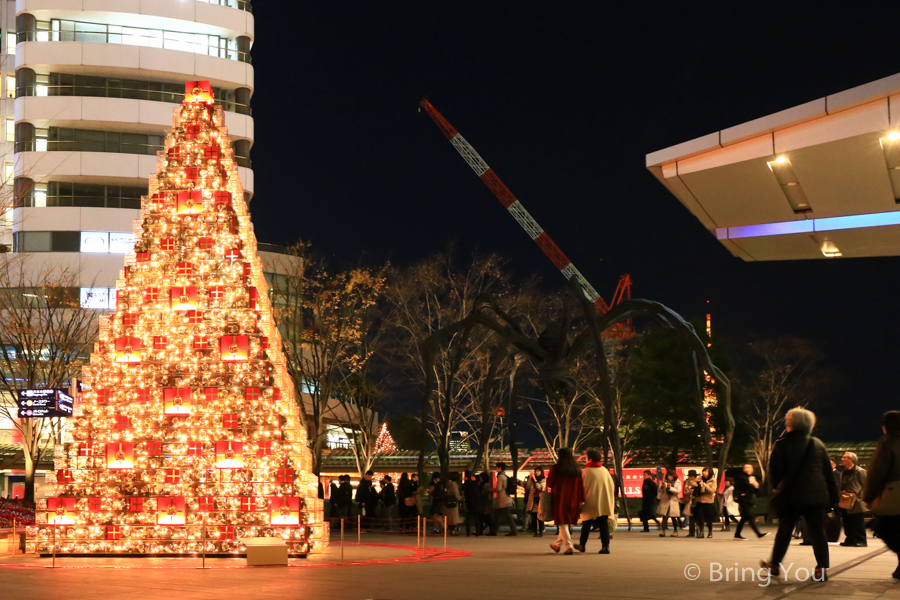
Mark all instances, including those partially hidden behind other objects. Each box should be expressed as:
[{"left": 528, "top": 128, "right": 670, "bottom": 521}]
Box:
[
  {"left": 374, "top": 422, "right": 396, "bottom": 454},
  {"left": 29, "top": 82, "right": 326, "bottom": 556}
]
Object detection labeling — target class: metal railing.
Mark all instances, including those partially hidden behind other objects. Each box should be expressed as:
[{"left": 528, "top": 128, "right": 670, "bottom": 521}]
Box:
[
  {"left": 18, "top": 28, "right": 251, "bottom": 64},
  {"left": 16, "top": 84, "right": 251, "bottom": 116},
  {"left": 15, "top": 139, "right": 163, "bottom": 155}
]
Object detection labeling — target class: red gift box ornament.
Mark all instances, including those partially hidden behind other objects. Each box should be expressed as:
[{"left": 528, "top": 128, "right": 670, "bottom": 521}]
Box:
[
  {"left": 153, "top": 336, "right": 168, "bottom": 350},
  {"left": 187, "top": 441, "right": 203, "bottom": 456},
  {"left": 198, "top": 237, "right": 215, "bottom": 251},
  {"left": 208, "top": 285, "right": 225, "bottom": 300},
  {"left": 215, "top": 440, "right": 243, "bottom": 468},
  {"left": 185, "top": 124, "right": 202, "bottom": 141},
  {"left": 220, "top": 335, "right": 249, "bottom": 361},
  {"left": 48, "top": 497, "right": 76, "bottom": 524},
  {"left": 136, "top": 251, "right": 150, "bottom": 263},
  {"left": 204, "top": 145, "right": 221, "bottom": 163},
  {"left": 223, "top": 413, "right": 239, "bottom": 429},
  {"left": 176, "top": 190, "right": 203, "bottom": 215},
  {"left": 146, "top": 441, "right": 163, "bottom": 457},
  {"left": 186, "top": 310, "right": 203, "bottom": 325},
  {"left": 78, "top": 442, "right": 95, "bottom": 456},
  {"left": 256, "top": 441, "right": 273, "bottom": 456},
  {"left": 217, "top": 525, "right": 235, "bottom": 541},
  {"left": 170, "top": 285, "right": 198, "bottom": 311},
  {"left": 96, "top": 389, "right": 112, "bottom": 405},
  {"left": 184, "top": 80, "right": 214, "bottom": 104},
  {"left": 107, "top": 525, "right": 122, "bottom": 540},
  {"left": 107, "top": 442, "right": 134, "bottom": 469},
  {"left": 166, "top": 146, "right": 183, "bottom": 163},
  {"left": 244, "top": 387, "right": 261, "bottom": 402},
  {"left": 225, "top": 246, "right": 241, "bottom": 261},
  {"left": 150, "top": 192, "right": 167, "bottom": 210},
  {"left": 177, "top": 262, "right": 193, "bottom": 276},
  {"left": 163, "top": 388, "right": 192, "bottom": 416},
  {"left": 88, "top": 497, "right": 104, "bottom": 512},
  {"left": 270, "top": 497, "right": 300, "bottom": 525},
  {"left": 214, "top": 190, "right": 231, "bottom": 208},
  {"left": 198, "top": 496, "right": 216, "bottom": 512},
  {"left": 114, "top": 336, "right": 142, "bottom": 363},
  {"left": 114, "top": 415, "right": 131, "bottom": 429},
  {"left": 164, "top": 468, "right": 181, "bottom": 484},
  {"left": 122, "top": 313, "right": 139, "bottom": 327},
  {"left": 136, "top": 388, "right": 152, "bottom": 403},
  {"left": 276, "top": 466, "right": 295, "bottom": 484},
  {"left": 248, "top": 287, "right": 258, "bottom": 309},
  {"left": 144, "top": 286, "right": 159, "bottom": 302},
  {"left": 157, "top": 497, "right": 186, "bottom": 525},
  {"left": 203, "top": 387, "right": 219, "bottom": 407},
  {"left": 192, "top": 335, "right": 209, "bottom": 351},
  {"left": 128, "top": 497, "right": 145, "bottom": 512},
  {"left": 160, "top": 238, "right": 176, "bottom": 252},
  {"left": 241, "top": 496, "right": 268, "bottom": 512}
]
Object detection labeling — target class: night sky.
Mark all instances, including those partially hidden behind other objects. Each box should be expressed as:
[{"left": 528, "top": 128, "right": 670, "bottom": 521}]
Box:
[{"left": 249, "top": 4, "right": 900, "bottom": 442}]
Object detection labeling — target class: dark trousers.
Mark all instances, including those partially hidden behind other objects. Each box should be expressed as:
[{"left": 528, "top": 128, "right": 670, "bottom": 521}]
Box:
[
  {"left": 640, "top": 503, "right": 659, "bottom": 530},
  {"left": 529, "top": 511, "right": 545, "bottom": 533},
  {"left": 579, "top": 516, "right": 610, "bottom": 550},
  {"left": 874, "top": 515, "right": 900, "bottom": 567},
  {"left": 771, "top": 504, "right": 829, "bottom": 569},
  {"left": 736, "top": 503, "right": 762, "bottom": 538},
  {"left": 492, "top": 507, "right": 517, "bottom": 535},
  {"left": 696, "top": 503, "right": 715, "bottom": 534},
  {"left": 841, "top": 510, "right": 867, "bottom": 545},
  {"left": 480, "top": 513, "right": 493, "bottom": 534},
  {"left": 465, "top": 510, "right": 483, "bottom": 536}
]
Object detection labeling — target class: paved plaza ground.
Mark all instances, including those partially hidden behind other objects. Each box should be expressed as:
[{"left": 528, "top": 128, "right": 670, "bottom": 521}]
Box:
[{"left": 2, "top": 523, "right": 898, "bottom": 600}]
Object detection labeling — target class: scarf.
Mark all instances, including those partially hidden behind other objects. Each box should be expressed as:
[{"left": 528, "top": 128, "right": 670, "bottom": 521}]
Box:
[{"left": 586, "top": 461, "right": 603, "bottom": 469}]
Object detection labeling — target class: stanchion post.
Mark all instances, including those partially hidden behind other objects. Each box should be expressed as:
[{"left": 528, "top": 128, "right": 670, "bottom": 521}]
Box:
[
  {"left": 201, "top": 523, "right": 206, "bottom": 569},
  {"left": 12, "top": 518, "right": 15, "bottom": 554},
  {"left": 52, "top": 525, "right": 56, "bottom": 569},
  {"left": 417, "top": 515, "right": 420, "bottom": 547},
  {"left": 444, "top": 516, "right": 447, "bottom": 553},
  {"left": 422, "top": 518, "right": 426, "bottom": 560},
  {"left": 357, "top": 514, "right": 361, "bottom": 543},
  {"left": 340, "top": 518, "right": 344, "bottom": 563}
]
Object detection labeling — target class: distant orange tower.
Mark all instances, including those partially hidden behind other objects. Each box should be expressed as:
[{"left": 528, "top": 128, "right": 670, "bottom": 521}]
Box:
[{"left": 30, "top": 82, "right": 326, "bottom": 556}]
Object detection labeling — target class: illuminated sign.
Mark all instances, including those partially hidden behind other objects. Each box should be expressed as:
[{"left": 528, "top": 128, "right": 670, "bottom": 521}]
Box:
[
  {"left": 16, "top": 388, "right": 74, "bottom": 418},
  {"left": 80, "top": 232, "right": 135, "bottom": 254}
]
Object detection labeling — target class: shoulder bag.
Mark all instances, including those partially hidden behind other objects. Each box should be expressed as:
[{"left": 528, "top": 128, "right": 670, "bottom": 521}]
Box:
[{"left": 870, "top": 444, "right": 900, "bottom": 516}]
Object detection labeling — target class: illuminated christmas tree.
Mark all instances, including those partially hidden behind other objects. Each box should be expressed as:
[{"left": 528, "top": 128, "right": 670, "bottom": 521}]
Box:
[
  {"left": 374, "top": 422, "right": 396, "bottom": 454},
  {"left": 29, "top": 82, "right": 326, "bottom": 556}
]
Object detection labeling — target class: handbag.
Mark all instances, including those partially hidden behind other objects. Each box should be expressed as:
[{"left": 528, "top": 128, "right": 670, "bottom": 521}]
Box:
[
  {"left": 871, "top": 481, "right": 900, "bottom": 516},
  {"left": 839, "top": 490, "right": 858, "bottom": 510},
  {"left": 539, "top": 491, "right": 553, "bottom": 522},
  {"left": 403, "top": 497, "right": 416, "bottom": 507},
  {"left": 444, "top": 498, "right": 458, "bottom": 509},
  {"left": 770, "top": 438, "right": 813, "bottom": 513}
]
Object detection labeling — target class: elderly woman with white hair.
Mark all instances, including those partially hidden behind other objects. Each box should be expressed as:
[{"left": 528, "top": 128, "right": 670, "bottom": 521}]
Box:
[{"left": 760, "top": 407, "right": 838, "bottom": 583}]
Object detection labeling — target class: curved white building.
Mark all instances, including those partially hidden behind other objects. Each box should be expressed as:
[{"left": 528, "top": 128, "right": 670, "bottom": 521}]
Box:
[{"left": 6, "top": 0, "right": 255, "bottom": 306}]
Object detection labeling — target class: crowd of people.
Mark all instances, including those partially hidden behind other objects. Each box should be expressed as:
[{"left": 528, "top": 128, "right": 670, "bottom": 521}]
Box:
[
  {"left": 0, "top": 497, "right": 34, "bottom": 528},
  {"left": 320, "top": 407, "right": 900, "bottom": 579}
]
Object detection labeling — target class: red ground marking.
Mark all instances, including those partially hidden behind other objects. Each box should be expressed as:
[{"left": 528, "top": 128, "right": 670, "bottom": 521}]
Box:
[{"left": 0, "top": 544, "right": 471, "bottom": 570}]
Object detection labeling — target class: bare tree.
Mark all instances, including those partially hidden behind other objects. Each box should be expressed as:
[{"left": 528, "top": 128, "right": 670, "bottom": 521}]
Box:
[
  {"left": 270, "top": 242, "right": 387, "bottom": 477},
  {"left": 741, "top": 337, "right": 826, "bottom": 488},
  {"left": 385, "top": 250, "right": 514, "bottom": 478},
  {"left": 0, "top": 258, "right": 99, "bottom": 501},
  {"left": 335, "top": 375, "right": 383, "bottom": 478}
]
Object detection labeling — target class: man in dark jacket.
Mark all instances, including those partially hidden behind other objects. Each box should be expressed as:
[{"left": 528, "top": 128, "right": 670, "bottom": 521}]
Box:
[
  {"left": 640, "top": 470, "right": 659, "bottom": 532},
  {"left": 763, "top": 408, "right": 838, "bottom": 579},
  {"left": 356, "top": 470, "right": 377, "bottom": 527},
  {"left": 380, "top": 476, "right": 396, "bottom": 531},
  {"left": 734, "top": 464, "right": 766, "bottom": 539},
  {"left": 839, "top": 452, "right": 868, "bottom": 547},
  {"left": 462, "top": 471, "right": 484, "bottom": 536},
  {"left": 333, "top": 475, "right": 352, "bottom": 519}
]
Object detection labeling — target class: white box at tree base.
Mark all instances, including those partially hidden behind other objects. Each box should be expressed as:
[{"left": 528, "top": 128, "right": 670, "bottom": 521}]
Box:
[{"left": 240, "top": 537, "right": 288, "bottom": 566}]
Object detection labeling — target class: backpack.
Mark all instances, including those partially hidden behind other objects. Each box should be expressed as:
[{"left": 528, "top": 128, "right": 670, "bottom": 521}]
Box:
[{"left": 505, "top": 473, "right": 518, "bottom": 497}]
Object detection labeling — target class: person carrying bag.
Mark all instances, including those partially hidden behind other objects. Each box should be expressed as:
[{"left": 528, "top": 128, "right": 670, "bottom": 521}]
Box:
[{"left": 863, "top": 411, "right": 900, "bottom": 579}]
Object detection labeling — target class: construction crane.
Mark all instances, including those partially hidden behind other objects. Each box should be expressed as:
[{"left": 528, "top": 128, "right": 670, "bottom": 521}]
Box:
[{"left": 419, "top": 97, "right": 632, "bottom": 317}]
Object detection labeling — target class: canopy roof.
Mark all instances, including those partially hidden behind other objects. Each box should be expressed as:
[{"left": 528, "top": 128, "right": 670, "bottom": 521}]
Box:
[{"left": 647, "top": 72, "right": 900, "bottom": 261}]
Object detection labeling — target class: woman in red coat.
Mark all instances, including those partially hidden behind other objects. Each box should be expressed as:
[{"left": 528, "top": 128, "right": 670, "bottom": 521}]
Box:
[{"left": 547, "top": 447, "right": 585, "bottom": 555}]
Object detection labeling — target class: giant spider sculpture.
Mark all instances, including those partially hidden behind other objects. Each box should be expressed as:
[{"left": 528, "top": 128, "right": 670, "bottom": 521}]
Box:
[{"left": 422, "top": 280, "right": 734, "bottom": 527}]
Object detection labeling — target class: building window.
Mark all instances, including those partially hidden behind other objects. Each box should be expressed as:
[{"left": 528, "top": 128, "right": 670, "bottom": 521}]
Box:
[
  {"left": 6, "top": 74, "right": 14, "bottom": 98},
  {"left": 6, "top": 118, "right": 13, "bottom": 142},
  {"left": 22, "top": 20, "right": 249, "bottom": 63},
  {"left": 80, "top": 287, "right": 116, "bottom": 309},
  {"left": 7, "top": 30, "right": 15, "bottom": 55},
  {"left": 4, "top": 163, "right": 12, "bottom": 186},
  {"left": 18, "top": 182, "right": 146, "bottom": 209},
  {"left": 16, "top": 127, "right": 163, "bottom": 155},
  {"left": 13, "top": 230, "right": 134, "bottom": 253}
]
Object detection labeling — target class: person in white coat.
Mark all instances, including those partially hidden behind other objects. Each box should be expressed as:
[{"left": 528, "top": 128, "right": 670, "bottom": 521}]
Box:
[
  {"left": 574, "top": 448, "right": 616, "bottom": 554},
  {"left": 721, "top": 477, "right": 739, "bottom": 532},
  {"left": 657, "top": 468, "right": 682, "bottom": 537}
]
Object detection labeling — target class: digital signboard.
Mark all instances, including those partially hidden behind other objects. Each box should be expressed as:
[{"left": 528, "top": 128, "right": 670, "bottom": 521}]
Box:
[{"left": 16, "top": 389, "right": 75, "bottom": 418}]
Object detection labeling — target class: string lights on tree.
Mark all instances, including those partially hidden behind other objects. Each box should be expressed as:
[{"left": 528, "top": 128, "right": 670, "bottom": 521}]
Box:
[
  {"left": 28, "top": 82, "right": 326, "bottom": 557},
  {"left": 373, "top": 422, "right": 396, "bottom": 455}
]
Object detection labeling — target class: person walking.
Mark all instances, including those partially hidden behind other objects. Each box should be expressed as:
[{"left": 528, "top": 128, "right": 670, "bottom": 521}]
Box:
[
  {"left": 492, "top": 463, "right": 518, "bottom": 536},
  {"left": 547, "top": 447, "right": 585, "bottom": 555},
  {"left": 480, "top": 472, "right": 496, "bottom": 535},
  {"left": 657, "top": 469, "right": 682, "bottom": 537},
  {"left": 720, "top": 477, "right": 739, "bottom": 531},
  {"left": 443, "top": 472, "right": 462, "bottom": 535},
  {"left": 760, "top": 408, "right": 837, "bottom": 583},
  {"left": 863, "top": 410, "right": 900, "bottom": 579},
  {"left": 694, "top": 467, "right": 717, "bottom": 538},
  {"left": 640, "top": 470, "right": 659, "bottom": 532},
  {"left": 328, "top": 479, "right": 340, "bottom": 521},
  {"left": 332, "top": 475, "right": 352, "bottom": 520},
  {"left": 380, "top": 476, "right": 396, "bottom": 531},
  {"left": 838, "top": 451, "right": 867, "bottom": 547},
  {"left": 574, "top": 448, "right": 615, "bottom": 554},
  {"left": 428, "top": 473, "right": 446, "bottom": 534},
  {"left": 734, "top": 464, "right": 766, "bottom": 540},
  {"left": 397, "top": 473, "right": 417, "bottom": 531},
  {"left": 524, "top": 468, "right": 547, "bottom": 536},
  {"left": 462, "top": 471, "right": 484, "bottom": 536}
]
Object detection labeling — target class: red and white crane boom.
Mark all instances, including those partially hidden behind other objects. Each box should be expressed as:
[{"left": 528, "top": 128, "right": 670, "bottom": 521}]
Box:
[{"left": 419, "top": 98, "right": 630, "bottom": 313}]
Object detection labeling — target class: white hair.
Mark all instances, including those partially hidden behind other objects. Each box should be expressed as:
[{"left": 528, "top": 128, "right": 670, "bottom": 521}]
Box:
[{"left": 786, "top": 407, "right": 816, "bottom": 434}]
